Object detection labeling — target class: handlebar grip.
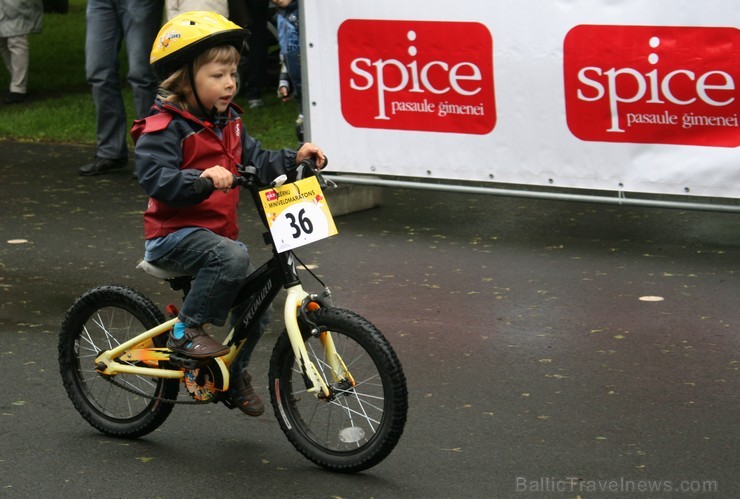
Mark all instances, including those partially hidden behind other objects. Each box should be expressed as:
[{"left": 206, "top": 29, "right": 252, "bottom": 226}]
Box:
[
  {"left": 193, "top": 176, "right": 214, "bottom": 194},
  {"left": 193, "top": 174, "right": 240, "bottom": 194},
  {"left": 298, "top": 156, "right": 328, "bottom": 171}
]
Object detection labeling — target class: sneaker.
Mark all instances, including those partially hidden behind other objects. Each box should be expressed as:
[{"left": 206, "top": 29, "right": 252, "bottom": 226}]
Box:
[
  {"left": 78, "top": 156, "right": 128, "bottom": 177},
  {"left": 229, "top": 368, "right": 264, "bottom": 416},
  {"left": 167, "top": 326, "right": 229, "bottom": 359}
]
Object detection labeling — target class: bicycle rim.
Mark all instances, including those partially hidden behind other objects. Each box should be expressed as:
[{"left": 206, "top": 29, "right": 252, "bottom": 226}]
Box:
[
  {"left": 76, "top": 306, "right": 165, "bottom": 416},
  {"left": 59, "top": 285, "right": 177, "bottom": 437},
  {"left": 270, "top": 307, "right": 407, "bottom": 472}
]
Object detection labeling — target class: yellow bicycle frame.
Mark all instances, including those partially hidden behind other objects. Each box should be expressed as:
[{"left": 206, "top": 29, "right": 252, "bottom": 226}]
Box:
[
  {"left": 93, "top": 284, "right": 352, "bottom": 399},
  {"left": 93, "top": 318, "right": 231, "bottom": 390}
]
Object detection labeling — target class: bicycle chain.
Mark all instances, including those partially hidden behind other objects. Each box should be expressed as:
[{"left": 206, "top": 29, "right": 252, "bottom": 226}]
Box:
[{"left": 102, "top": 373, "right": 215, "bottom": 405}]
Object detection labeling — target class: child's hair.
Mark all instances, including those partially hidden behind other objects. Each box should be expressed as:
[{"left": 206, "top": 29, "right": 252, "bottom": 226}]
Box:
[{"left": 158, "top": 44, "right": 241, "bottom": 106}]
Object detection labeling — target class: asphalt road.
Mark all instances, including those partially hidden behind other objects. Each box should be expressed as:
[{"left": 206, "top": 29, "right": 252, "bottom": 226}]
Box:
[{"left": 1, "top": 140, "right": 738, "bottom": 498}]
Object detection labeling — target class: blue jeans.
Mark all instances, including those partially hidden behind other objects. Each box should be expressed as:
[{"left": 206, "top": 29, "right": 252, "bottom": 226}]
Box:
[
  {"left": 277, "top": 12, "right": 301, "bottom": 106},
  {"left": 151, "top": 229, "right": 253, "bottom": 327},
  {"left": 85, "top": 0, "right": 162, "bottom": 160},
  {"left": 152, "top": 229, "right": 270, "bottom": 372}
]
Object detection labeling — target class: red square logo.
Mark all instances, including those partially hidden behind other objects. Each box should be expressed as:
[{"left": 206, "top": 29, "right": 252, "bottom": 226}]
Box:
[
  {"left": 564, "top": 25, "right": 740, "bottom": 147},
  {"left": 338, "top": 19, "right": 496, "bottom": 134}
]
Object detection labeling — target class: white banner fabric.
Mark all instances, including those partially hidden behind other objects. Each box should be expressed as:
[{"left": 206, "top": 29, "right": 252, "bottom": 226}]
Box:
[{"left": 302, "top": 0, "right": 739, "bottom": 199}]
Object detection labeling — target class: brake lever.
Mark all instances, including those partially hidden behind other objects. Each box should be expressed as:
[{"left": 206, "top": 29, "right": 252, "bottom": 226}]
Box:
[
  {"left": 237, "top": 164, "right": 258, "bottom": 177},
  {"left": 298, "top": 156, "right": 335, "bottom": 190},
  {"left": 314, "top": 169, "right": 337, "bottom": 190}
]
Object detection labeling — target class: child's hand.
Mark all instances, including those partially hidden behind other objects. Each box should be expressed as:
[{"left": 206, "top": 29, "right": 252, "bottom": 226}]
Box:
[
  {"left": 296, "top": 143, "right": 327, "bottom": 169},
  {"left": 201, "top": 165, "right": 234, "bottom": 191}
]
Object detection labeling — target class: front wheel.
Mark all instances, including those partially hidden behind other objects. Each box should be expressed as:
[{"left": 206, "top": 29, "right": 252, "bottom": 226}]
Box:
[
  {"left": 269, "top": 307, "right": 408, "bottom": 472},
  {"left": 58, "top": 285, "right": 179, "bottom": 438}
]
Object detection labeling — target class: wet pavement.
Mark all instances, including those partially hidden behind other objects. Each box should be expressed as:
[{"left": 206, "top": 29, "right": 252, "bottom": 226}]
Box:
[{"left": 1, "top": 140, "right": 738, "bottom": 498}]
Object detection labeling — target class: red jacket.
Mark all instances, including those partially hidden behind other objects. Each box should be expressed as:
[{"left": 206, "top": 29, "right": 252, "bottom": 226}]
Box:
[{"left": 132, "top": 100, "right": 297, "bottom": 240}]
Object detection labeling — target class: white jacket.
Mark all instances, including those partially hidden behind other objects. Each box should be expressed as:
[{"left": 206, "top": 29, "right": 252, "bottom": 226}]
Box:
[{"left": 0, "top": 0, "right": 43, "bottom": 38}]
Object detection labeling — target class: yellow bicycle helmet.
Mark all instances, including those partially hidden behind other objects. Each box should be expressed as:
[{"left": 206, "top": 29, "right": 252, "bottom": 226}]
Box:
[{"left": 150, "top": 11, "right": 250, "bottom": 81}]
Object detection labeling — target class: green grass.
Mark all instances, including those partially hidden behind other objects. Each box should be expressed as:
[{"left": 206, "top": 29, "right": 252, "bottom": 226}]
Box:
[{"left": 0, "top": 0, "right": 297, "bottom": 149}]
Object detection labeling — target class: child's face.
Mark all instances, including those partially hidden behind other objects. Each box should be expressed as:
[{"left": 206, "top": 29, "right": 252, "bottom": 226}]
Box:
[{"left": 188, "top": 60, "right": 238, "bottom": 114}]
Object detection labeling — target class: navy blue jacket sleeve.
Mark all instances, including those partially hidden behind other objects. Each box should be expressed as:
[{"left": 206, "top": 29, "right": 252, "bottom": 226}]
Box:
[
  {"left": 241, "top": 130, "right": 298, "bottom": 185},
  {"left": 135, "top": 124, "right": 210, "bottom": 208}
]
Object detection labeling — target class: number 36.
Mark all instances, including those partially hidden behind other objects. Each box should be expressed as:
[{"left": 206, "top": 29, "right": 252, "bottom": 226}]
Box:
[{"left": 286, "top": 208, "right": 314, "bottom": 238}]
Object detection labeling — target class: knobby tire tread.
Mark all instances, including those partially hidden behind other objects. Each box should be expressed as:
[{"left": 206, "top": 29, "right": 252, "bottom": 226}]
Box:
[
  {"left": 58, "top": 285, "right": 178, "bottom": 439},
  {"left": 268, "top": 307, "right": 408, "bottom": 472}
]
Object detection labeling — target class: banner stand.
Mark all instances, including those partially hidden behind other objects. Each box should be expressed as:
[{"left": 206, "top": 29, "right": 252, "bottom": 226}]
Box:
[
  {"left": 325, "top": 174, "right": 740, "bottom": 214},
  {"left": 325, "top": 183, "right": 383, "bottom": 217}
]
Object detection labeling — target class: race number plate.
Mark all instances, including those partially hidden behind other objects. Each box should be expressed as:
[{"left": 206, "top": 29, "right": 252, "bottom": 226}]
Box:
[{"left": 259, "top": 176, "right": 338, "bottom": 253}]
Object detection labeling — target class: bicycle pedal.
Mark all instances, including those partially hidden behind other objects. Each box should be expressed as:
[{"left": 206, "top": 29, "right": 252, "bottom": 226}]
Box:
[{"left": 168, "top": 352, "right": 210, "bottom": 370}]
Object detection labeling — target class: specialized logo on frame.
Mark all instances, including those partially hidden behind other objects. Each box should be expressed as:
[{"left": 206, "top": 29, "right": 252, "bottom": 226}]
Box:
[
  {"left": 564, "top": 25, "right": 740, "bottom": 147},
  {"left": 337, "top": 19, "right": 496, "bottom": 135}
]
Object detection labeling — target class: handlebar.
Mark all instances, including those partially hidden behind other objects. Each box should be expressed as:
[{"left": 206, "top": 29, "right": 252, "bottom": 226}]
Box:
[
  {"left": 192, "top": 174, "right": 237, "bottom": 194},
  {"left": 193, "top": 156, "right": 331, "bottom": 195}
]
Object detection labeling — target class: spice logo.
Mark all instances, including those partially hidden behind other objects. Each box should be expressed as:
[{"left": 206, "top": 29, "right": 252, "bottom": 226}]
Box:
[
  {"left": 338, "top": 19, "right": 496, "bottom": 134},
  {"left": 564, "top": 25, "right": 740, "bottom": 147}
]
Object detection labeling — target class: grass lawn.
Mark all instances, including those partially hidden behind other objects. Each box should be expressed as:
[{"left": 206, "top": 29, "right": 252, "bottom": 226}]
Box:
[{"left": 0, "top": 0, "right": 298, "bottom": 149}]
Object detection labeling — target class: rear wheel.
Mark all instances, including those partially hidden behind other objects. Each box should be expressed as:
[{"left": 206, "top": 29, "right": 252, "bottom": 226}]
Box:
[
  {"left": 269, "top": 307, "right": 408, "bottom": 472},
  {"left": 58, "top": 285, "right": 179, "bottom": 438}
]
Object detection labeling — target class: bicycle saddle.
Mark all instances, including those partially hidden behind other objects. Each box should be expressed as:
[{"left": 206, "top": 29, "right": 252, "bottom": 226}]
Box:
[{"left": 136, "top": 260, "right": 192, "bottom": 280}]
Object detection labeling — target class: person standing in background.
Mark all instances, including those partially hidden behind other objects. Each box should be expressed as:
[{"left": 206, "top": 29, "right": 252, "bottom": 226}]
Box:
[
  {"left": 228, "top": 0, "right": 269, "bottom": 109},
  {"left": 78, "top": 0, "right": 163, "bottom": 177},
  {"left": 273, "top": 0, "right": 302, "bottom": 140},
  {"left": 165, "top": 0, "right": 228, "bottom": 21},
  {"left": 0, "top": 0, "right": 43, "bottom": 105}
]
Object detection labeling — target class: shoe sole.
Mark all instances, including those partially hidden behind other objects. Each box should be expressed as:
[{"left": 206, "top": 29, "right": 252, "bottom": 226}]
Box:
[
  {"left": 238, "top": 407, "right": 265, "bottom": 417},
  {"left": 168, "top": 346, "right": 229, "bottom": 359}
]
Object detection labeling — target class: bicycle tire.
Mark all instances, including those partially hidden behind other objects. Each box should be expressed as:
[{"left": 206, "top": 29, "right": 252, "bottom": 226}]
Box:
[
  {"left": 268, "top": 307, "right": 408, "bottom": 472},
  {"left": 58, "top": 285, "right": 179, "bottom": 438}
]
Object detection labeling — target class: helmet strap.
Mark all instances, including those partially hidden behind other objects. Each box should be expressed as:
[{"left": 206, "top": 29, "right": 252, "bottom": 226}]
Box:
[{"left": 187, "top": 61, "right": 226, "bottom": 127}]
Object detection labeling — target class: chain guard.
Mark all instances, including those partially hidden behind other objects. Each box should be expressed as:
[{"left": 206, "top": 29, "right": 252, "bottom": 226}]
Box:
[{"left": 184, "top": 358, "right": 229, "bottom": 401}]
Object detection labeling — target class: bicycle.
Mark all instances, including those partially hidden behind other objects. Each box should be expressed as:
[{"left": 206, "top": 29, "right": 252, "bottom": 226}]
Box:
[{"left": 58, "top": 160, "right": 408, "bottom": 473}]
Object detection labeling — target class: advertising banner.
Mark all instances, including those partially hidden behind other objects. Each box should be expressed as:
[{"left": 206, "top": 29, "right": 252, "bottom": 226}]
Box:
[{"left": 302, "top": 0, "right": 739, "bottom": 200}]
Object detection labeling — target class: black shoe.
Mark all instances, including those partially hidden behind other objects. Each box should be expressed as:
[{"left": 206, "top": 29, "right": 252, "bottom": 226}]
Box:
[
  {"left": 3, "top": 92, "right": 26, "bottom": 104},
  {"left": 78, "top": 156, "right": 128, "bottom": 177}
]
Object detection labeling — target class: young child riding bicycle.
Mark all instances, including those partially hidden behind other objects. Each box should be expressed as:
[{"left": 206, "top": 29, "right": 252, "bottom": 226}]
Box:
[{"left": 131, "top": 11, "right": 326, "bottom": 417}]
